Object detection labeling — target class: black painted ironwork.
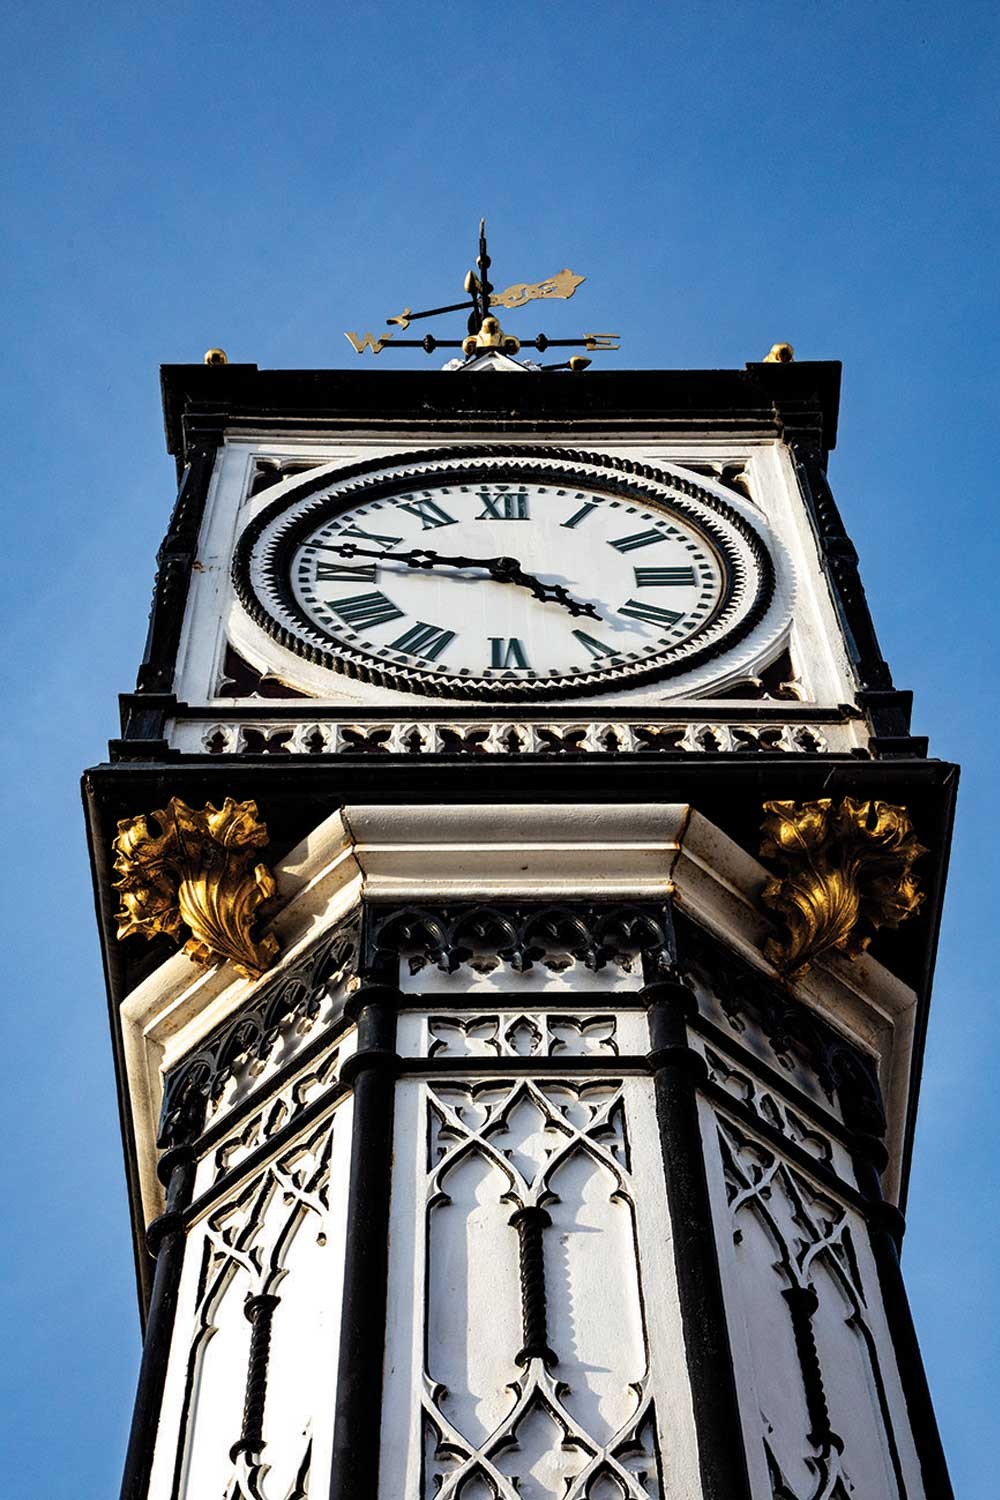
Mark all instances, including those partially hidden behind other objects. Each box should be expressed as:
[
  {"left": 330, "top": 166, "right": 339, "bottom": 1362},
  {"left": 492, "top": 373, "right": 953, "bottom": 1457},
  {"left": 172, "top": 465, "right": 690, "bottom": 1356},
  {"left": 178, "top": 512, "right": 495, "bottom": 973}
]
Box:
[
  {"left": 231, "top": 1294, "right": 281, "bottom": 1462},
  {"left": 328, "top": 985, "right": 402, "bottom": 1500},
  {"left": 643, "top": 975, "right": 753, "bottom": 1500},
  {"left": 365, "top": 898, "right": 674, "bottom": 980},
  {"left": 157, "top": 919, "right": 358, "bottom": 1146},
  {"left": 118, "top": 1142, "right": 198, "bottom": 1500},
  {"left": 509, "top": 1207, "right": 558, "bottom": 1368}
]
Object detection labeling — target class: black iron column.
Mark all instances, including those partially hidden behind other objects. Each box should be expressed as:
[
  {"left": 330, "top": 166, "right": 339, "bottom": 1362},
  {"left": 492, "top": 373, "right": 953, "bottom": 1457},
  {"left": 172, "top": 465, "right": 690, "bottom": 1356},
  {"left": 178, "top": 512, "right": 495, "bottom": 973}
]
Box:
[
  {"left": 643, "top": 976, "right": 752, "bottom": 1500},
  {"left": 328, "top": 983, "right": 402, "bottom": 1500},
  {"left": 118, "top": 1137, "right": 198, "bottom": 1500}
]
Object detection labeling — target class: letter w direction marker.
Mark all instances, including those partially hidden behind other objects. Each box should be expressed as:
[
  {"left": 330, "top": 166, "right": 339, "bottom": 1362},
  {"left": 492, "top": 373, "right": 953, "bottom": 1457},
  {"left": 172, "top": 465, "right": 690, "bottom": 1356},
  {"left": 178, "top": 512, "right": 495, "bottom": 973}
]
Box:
[{"left": 344, "top": 331, "right": 394, "bottom": 355}]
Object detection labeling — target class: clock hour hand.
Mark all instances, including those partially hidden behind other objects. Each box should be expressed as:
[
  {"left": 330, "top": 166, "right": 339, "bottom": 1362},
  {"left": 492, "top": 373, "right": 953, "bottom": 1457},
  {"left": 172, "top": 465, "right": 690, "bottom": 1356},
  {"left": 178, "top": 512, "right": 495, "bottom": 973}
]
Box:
[
  {"left": 327, "top": 543, "right": 601, "bottom": 620},
  {"left": 485, "top": 555, "right": 601, "bottom": 619}
]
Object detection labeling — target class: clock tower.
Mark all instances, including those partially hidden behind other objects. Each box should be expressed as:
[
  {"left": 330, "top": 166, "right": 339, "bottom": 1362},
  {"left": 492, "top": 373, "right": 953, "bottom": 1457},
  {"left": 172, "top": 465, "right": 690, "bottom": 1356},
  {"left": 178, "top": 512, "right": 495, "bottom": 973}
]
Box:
[{"left": 85, "top": 246, "right": 957, "bottom": 1500}]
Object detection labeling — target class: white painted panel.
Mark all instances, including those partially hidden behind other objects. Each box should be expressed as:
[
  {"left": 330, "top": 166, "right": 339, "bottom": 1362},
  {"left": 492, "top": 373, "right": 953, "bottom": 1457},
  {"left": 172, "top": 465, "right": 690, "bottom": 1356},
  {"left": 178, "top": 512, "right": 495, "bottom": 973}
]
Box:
[
  {"left": 401, "top": 959, "right": 644, "bottom": 997},
  {"left": 176, "top": 1258, "right": 251, "bottom": 1499},
  {"left": 703, "top": 1092, "right": 927, "bottom": 1499},
  {"left": 427, "top": 1148, "right": 523, "bottom": 1445},
  {"left": 545, "top": 1146, "right": 646, "bottom": 1445},
  {"left": 396, "top": 1008, "right": 647, "bottom": 1058},
  {"left": 380, "top": 1069, "right": 700, "bottom": 1500},
  {"left": 148, "top": 1075, "right": 353, "bottom": 1500}
]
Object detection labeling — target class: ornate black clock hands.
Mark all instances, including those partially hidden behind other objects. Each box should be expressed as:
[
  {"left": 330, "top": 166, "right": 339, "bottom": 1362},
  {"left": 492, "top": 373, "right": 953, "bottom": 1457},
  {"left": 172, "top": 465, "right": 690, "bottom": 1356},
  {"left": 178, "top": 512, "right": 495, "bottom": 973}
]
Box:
[{"left": 329, "top": 541, "right": 601, "bottom": 620}]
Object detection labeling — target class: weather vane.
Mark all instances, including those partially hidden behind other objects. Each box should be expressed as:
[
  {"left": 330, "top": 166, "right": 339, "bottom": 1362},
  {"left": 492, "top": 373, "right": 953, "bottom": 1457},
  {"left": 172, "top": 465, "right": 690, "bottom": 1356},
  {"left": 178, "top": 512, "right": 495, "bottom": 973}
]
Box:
[{"left": 344, "top": 219, "right": 618, "bottom": 369}]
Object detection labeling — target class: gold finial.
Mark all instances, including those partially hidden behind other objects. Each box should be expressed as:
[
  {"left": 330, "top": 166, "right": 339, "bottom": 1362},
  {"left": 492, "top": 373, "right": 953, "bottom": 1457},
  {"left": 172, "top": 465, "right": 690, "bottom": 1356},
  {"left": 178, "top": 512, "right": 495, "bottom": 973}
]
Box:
[
  {"left": 569, "top": 356, "right": 592, "bottom": 372},
  {"left": 759, "top": 798, "right": 925, "bottom": 975},
  {"left": 461, "top": 314, "right": 521, "bottom": 358},
  {"left": 204, "top": 347, "right": 229, "bottom": 366},
  {"left": 763, "top": 342, "right": 795, "bottom": 364}
]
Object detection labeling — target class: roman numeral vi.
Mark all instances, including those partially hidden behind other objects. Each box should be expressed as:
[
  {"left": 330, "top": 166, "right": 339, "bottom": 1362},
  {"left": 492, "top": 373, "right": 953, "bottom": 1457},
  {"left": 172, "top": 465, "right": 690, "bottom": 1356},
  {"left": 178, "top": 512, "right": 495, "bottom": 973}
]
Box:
[{"left": 489, "top": 637, "right": 530, "bottom": 669}]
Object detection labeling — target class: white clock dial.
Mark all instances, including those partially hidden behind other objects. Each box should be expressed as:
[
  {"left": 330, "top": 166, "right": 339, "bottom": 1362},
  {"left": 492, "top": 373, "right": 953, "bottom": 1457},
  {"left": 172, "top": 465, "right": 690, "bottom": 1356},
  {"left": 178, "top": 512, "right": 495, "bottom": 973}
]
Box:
[
  {"left": 290, "top": 482, "right": 722, "bottom": 678},
  {"left": 233, "top": 449, "right": 774, "bottom": 701}
]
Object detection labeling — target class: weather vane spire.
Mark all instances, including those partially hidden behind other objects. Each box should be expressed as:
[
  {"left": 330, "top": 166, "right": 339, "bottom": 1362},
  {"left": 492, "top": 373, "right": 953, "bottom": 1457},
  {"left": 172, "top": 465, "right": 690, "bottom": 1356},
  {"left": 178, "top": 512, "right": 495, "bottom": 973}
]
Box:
[{"left": 344, "top": 219, "right": 618, "bottom": 368}]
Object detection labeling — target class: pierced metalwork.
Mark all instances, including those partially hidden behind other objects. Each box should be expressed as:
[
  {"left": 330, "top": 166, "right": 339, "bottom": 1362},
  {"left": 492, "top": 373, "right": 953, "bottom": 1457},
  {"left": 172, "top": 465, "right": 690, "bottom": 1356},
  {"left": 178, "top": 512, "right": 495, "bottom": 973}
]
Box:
[{"left": 365, "top": 901, "right": 673, "bottom": 979}]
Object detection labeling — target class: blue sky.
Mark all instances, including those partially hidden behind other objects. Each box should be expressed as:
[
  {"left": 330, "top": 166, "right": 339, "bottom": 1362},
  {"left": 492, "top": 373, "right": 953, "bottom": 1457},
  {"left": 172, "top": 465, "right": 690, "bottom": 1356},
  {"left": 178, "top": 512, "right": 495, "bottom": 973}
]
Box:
[{"left": 1, "top": 1, "right": 997, "bottom": 1494}]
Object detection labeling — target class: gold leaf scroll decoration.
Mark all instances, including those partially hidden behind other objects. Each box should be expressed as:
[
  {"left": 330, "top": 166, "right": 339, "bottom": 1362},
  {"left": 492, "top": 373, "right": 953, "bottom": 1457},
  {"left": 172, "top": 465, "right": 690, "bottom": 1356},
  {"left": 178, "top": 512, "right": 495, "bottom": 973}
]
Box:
[
  {"left": 759, "top": 797, "right": 926, "bottom": 975},
  {"left": 112, "top": 796, "right": 279, "bottom": 980}
]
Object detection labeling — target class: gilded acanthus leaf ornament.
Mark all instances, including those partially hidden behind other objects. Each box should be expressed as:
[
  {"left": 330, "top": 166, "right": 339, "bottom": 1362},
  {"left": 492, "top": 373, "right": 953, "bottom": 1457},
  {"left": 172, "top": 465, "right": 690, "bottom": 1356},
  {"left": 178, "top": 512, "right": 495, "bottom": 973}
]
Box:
[
  {"left": 759, "top": 797, "right": 926, "bottom": 975},
  {"left": 112, "top": 797, "right": 280, "bottom": 979}
]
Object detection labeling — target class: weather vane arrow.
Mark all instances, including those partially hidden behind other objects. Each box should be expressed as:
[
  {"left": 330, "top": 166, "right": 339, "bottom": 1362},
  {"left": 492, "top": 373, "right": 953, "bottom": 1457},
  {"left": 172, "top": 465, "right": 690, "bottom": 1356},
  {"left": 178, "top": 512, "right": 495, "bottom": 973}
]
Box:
[{"left": 343, "top": 219, "right": 617, "bottom": 367}]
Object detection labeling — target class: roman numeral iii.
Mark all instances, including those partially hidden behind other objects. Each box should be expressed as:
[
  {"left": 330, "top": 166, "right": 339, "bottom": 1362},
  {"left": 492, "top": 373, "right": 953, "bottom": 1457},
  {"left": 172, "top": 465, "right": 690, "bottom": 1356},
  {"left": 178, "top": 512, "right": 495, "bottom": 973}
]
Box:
[
  {"left": 634, "top": 566, "right": 697, "bottom": 586},
  {"left": 330, "top": 591, "right": 405, "bottom": 630},
  {"left": 389, "top": 621, "right": 456, "bottom": 661}
]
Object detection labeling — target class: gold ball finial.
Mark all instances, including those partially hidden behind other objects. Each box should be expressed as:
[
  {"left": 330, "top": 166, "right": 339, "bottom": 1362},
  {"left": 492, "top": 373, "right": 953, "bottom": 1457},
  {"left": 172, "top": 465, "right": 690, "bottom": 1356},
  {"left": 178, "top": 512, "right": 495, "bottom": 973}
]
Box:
[
  {"left": 204, "top": 347, "right": 229, "bottom": 366},
  {"left": 764, "top": 342, "right": 795, "bottom": 364}
]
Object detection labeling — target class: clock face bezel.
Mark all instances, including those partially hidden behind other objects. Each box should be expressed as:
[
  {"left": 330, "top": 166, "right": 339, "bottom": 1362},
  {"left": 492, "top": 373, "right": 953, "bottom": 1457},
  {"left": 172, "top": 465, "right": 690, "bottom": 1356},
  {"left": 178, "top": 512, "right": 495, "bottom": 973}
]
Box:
[{"left": 231, "top": 446, "right": 776, "bottom": 701}]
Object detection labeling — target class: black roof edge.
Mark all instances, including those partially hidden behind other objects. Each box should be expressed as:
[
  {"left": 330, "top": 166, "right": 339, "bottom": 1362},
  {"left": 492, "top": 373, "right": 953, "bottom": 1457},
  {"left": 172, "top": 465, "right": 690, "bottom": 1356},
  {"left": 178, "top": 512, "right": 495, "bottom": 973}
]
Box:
[{"left": 160, "top": 361, "right": 842, "bottom": 468}]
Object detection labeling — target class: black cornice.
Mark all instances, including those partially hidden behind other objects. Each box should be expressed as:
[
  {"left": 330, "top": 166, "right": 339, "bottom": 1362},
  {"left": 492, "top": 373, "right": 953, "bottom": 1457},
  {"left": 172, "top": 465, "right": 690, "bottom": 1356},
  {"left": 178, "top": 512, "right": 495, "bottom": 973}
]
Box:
[{"left": 160, "top": 361, "right": 841, "bottom": 470}]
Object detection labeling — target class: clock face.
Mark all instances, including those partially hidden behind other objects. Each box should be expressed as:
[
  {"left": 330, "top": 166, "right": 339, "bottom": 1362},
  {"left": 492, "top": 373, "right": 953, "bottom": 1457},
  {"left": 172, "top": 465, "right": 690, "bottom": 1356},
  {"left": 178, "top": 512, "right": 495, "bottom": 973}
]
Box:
[{"left": 233, "top": 448, "right": 775, "bottom": 701}]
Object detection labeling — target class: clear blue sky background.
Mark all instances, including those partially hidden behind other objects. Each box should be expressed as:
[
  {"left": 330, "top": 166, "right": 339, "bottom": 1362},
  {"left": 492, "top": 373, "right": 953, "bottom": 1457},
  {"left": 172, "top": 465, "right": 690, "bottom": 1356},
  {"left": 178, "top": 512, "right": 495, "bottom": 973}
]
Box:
[{"left": 1, "top": 2, "right": 997, "bottom": 1494}]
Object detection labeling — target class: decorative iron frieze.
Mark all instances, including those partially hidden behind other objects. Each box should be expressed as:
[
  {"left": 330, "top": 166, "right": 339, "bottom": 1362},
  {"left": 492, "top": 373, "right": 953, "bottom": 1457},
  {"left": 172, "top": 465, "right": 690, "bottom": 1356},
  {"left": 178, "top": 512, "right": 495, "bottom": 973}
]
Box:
[
  {"left": 157, "top": 920, "right": 358, "bottom": 1147},
  {"left": 365, "top": 901, "right": 674, "bottom": 978},
  {"left": 113, "top": 796, "right": 280, "bottom": 980},
  {"left": 759, "top": 797, "right": 925, "bottom": 975},
  {"left": 190, "top": 717, "right": 836, "bottom": 758}
]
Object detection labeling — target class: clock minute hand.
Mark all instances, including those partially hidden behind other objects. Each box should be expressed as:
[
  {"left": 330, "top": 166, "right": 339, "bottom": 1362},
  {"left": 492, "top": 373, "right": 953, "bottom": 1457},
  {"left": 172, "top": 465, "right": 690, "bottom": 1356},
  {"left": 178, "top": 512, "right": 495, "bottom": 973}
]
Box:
[{"left": 328, "top": 543, "right": 600, "bottom": 620}]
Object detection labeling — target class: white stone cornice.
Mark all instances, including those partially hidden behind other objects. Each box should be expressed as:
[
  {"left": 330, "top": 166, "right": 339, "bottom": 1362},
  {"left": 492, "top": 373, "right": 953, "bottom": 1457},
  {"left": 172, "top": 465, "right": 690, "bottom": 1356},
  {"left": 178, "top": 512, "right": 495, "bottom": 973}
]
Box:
[{"left": 120, "top": 802, "right": 917, "bottom": 1225}]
